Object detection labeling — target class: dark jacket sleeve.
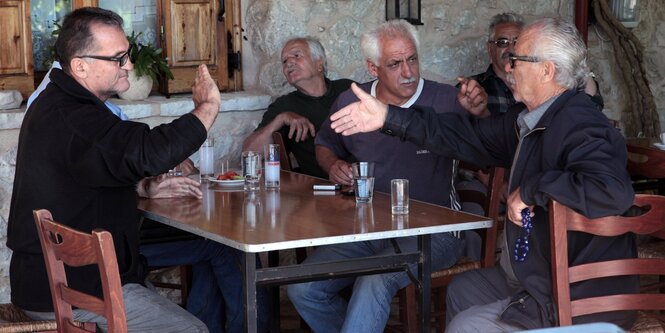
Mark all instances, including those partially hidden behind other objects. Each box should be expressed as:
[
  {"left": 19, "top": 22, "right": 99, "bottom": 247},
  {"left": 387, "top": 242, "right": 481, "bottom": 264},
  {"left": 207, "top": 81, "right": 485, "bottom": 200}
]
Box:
[
  {"left": 381, "top": 104, "right": 516, "bottom": 169},
  {"left": 519, "top": 115, "right": 634, "bottom": 218},
  {"left": 64, "top": 106, "right": 207, "bottom": 187}
]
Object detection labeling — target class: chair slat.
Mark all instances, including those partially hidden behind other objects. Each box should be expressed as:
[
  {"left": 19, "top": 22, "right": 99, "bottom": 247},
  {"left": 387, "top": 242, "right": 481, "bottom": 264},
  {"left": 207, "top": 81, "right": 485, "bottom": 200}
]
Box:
[{"left": 549, "top": 194, "right": 665, "bottom": 329}]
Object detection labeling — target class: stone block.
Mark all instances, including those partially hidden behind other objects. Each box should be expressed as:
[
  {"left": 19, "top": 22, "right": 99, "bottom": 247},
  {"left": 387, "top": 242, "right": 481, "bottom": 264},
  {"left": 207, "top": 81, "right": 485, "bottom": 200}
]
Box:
[{"left": 0, "top": 91, "right": 22, "bottom": 110}]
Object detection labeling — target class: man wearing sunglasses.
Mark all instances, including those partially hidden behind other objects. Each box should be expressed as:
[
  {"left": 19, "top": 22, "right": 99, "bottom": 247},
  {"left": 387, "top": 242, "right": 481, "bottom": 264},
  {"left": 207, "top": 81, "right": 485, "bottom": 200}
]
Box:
[
  {"left": 328, "top": 17, "right": 636, "bottom": 331},
  {"left": 460, "top": 12, "right": 523, "bottom": 116},
  {"left": 7, "top": 7, "right": 242, "bottom": 333}
]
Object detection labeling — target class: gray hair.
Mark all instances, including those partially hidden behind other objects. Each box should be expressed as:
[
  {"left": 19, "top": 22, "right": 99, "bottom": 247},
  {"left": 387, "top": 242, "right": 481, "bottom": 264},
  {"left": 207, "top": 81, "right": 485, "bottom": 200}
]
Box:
[
  {"left": 524, "top": 18, "right": 589, "bottom": 89},
  {"left": 283, "top": 37, "right": 328, "bottom": 75},
  {"left": 488, "top": 12, "right": 524, "bottom": 40},
  {"left": 360, "top": 19, "right": 420, "bottom": 65}
]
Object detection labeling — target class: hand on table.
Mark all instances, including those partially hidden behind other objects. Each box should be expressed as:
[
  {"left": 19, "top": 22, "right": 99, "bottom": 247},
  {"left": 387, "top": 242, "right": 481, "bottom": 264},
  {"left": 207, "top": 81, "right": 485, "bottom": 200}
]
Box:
[
  {"left": 328, "top": 160, "right": 353, "bottom": 186},
  {"left": 175, "top": 158, "right": 198, "bottom": 176},
  {"left": 138, "top": 174, "right": 203, "bottom": 199}
]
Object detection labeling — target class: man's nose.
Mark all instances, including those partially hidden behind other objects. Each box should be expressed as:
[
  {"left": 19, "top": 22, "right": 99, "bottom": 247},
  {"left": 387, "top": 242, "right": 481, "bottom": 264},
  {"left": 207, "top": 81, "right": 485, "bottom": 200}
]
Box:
[{"left": 400, "top": 61, "right": 413, "bottom": 77}]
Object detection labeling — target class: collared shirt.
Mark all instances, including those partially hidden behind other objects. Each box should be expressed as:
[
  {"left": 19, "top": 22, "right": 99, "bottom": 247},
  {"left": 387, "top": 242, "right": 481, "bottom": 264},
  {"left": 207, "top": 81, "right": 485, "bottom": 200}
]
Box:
[
  {"left": 466, "top": 65, "right": 516, "bottom": 115},
  {"left": 27, "top": 61, "right": 129, "bottom": 120},
  {"left": 516, "top": 94, "right": 561, "bottom": 138},
  {"left": 500, "top": 92, "right": 563, "bottom": 287}
]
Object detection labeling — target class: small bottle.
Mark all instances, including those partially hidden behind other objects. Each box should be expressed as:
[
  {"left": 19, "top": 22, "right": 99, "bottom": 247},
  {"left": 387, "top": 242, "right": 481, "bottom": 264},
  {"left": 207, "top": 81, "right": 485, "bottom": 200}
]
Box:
[{"left": 264, "top": 144, "right": 280, "bottom": 188}]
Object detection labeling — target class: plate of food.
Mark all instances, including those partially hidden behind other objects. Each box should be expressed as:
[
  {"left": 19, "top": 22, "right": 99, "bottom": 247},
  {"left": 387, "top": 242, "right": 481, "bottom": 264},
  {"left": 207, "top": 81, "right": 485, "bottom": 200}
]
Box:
[{"left": 210, "top": 171, "right": 244, "bottom": 186}]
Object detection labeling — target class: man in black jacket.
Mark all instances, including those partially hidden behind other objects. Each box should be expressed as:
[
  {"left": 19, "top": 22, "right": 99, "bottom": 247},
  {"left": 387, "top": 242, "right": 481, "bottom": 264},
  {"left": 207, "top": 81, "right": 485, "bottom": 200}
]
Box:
[
  {"left": 328, "top": 18, "right": 636, "bottom": 331},
  {"left": 7, "top": 7, "right": 228, "bottom": 333}
]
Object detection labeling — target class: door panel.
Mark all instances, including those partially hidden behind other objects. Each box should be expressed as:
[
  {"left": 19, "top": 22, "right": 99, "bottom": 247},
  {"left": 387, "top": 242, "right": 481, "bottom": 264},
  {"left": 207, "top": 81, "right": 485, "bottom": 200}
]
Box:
[{"left": 0, "top": 0, "right": 33, "bottom": 99}]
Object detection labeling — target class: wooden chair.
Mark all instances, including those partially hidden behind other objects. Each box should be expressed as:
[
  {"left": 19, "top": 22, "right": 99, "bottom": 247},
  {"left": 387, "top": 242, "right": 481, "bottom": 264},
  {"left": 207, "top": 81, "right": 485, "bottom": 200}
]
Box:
[
  {"left": 626, "top": 143, "right": 665, "bottom": 298},
  {"left": 33, "top": 209, "right": 127, "bottom": 333},
  {"left": 271, "top": 131, "right": 293, "bottom": 171},
  {"left": 0, "top": 303, "right": 58, "bottom": 333},
  {"left": 626, "top": 143, "right": 665, "bottom": 194},
  {"left": 395, "top": 166, "right": 505, "bottom": 333},
  {"left": 549, "top": 195, "right": 665, "bottom": 330}
]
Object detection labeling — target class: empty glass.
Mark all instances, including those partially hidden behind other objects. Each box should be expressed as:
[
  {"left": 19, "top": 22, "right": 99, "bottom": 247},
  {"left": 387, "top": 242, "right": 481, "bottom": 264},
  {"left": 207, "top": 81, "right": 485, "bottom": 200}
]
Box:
[
  {"left": 391, "top": 179, "right": 409, "bottom": 214},
  {"left": 242, "top": 151, "right": 261, "bottom": 191}
]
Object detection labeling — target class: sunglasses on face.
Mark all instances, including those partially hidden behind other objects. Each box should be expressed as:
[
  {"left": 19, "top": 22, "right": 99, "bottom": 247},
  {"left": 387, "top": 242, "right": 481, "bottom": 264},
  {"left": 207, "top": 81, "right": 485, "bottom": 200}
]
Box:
[
  {"left": 488, "top": 38, "right": 517, "bottom": 48},
  {"left": 78, "top": 44, "right": 133, "bottom": 67},
  {"left": 507, "top": 53, "right": 541, "bottom": 69}
]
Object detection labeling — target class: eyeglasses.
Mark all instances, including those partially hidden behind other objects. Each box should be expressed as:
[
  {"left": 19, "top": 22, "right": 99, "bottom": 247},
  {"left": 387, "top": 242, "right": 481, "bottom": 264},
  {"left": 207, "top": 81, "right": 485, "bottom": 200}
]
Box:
[
  {"left": 507, "top": 53, "right": 541, "bottom": 69},
  {"left": 78, "top": 44, "right": 133, "bottom": 67},
  {"left": 488, "top": 38, "right": 517, "bottom": 48}
]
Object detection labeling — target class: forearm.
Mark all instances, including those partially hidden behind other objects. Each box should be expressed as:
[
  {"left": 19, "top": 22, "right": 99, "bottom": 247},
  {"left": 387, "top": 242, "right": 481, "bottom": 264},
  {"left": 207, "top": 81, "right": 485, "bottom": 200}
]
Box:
[
  {"left": 192, "top": 102, "right": 219, "bottom": 130},
  {"left": 315, "top": 145, "right": 340, "bottom": 174},
  {"left": 242, "top": 118, "right": 283, "bottom": 151}
]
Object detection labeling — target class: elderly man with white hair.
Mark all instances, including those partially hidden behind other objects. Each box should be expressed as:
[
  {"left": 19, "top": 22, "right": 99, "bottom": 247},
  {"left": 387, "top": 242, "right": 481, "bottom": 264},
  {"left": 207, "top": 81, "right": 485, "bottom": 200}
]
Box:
[
  {"left": 287, "top": 19, "right": 487, "bottom": 333},
  {"left": 329, "top": 18, "right": 636, "bottom": 331}
]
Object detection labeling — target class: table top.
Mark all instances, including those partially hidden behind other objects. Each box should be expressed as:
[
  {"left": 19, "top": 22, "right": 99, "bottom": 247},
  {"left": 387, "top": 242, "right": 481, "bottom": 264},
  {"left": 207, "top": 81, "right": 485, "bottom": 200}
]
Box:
[
  {"left": 138, "top": 171, "right": 492, "bottom": 252},
  {"left": 626, "top": 138, "right": 665, "bottom": 150}
]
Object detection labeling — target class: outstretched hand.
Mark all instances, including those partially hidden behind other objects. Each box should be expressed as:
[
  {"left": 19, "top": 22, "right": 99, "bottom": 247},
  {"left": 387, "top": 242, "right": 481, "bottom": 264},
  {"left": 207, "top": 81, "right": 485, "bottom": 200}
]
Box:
[
  {"left": 330, "top": 83, "right": 388, "bottom": 136},
  {"left": 191, "top": 64, "right": 221, "bottom": 129}
]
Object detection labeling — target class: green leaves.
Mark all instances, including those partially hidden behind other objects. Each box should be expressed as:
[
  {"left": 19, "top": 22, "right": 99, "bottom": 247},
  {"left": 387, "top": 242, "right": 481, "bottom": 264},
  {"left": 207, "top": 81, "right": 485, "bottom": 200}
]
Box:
[{"left": 127, "top": 31, "right": 174, "bottom": 81}]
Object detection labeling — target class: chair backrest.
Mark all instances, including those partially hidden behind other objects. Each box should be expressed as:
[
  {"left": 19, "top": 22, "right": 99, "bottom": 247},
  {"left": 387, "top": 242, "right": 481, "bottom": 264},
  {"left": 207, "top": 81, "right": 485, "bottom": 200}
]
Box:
[
  {"left": 271, "top": 131, "right": 293, "bottom": 171},
  {"left": 457, "top": 165, "right": 505, "bottom": 267},
  {"left": 478, "top": 166, "right": 505, "bottom": 267},
  {"left": 549, "top": 195, "right": 665, "bottom": 326},
  {"left": 626, "top": 144, "right": 665, "bottom": 179},
  {"left": 33, "top": 209, "right": 127, "bottom": 333}
]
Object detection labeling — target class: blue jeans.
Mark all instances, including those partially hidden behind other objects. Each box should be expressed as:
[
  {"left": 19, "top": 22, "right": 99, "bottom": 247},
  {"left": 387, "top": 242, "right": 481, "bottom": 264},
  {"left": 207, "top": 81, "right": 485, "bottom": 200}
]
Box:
[
  {"left": 25, "top": 283, "right": 208, "bottom": 333},
  {"left": 141, "top": 239, "right": 269, "bottom": 333},
  {"left": 287, "top": 233, "right": 464, "bottom": 333}
]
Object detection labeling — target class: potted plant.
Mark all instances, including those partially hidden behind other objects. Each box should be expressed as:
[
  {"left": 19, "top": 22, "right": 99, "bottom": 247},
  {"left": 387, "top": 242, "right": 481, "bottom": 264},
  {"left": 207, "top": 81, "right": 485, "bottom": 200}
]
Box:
[{"left": 118, "top": 31, "right": 174, "bottom": 101}]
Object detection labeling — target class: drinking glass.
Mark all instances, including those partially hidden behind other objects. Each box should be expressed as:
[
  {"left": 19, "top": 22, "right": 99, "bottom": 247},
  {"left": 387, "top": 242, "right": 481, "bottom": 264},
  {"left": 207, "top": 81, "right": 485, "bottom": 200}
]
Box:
[
  {"left": 391, "top": 179, "right": 409, "bottom": 214},
  {"left": 199, "top": 138, "right": 214, "bottom": 180},
  {"left": 242, "top": 151, "right": 261, "bottom": 191},
  {"left": 351, "top": 162, "right": 375, "bottom": 203}
]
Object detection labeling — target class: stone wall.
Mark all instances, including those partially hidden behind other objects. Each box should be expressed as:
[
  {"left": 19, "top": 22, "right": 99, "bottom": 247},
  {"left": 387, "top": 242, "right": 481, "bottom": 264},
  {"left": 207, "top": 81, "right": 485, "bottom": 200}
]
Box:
[
  {"left": 588, "top": 0, "right": 665, "bottom": 132},
  {"left": 242, "top": 0, "right": 665, "bottom": 131},
  {"left": 1, "top": 0, "right": 664, "bottom": 304}
]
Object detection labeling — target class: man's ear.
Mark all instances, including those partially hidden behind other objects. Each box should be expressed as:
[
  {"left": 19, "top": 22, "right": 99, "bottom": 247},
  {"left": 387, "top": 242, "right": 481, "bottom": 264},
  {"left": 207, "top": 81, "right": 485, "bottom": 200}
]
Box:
[
  {"left": 367, "top": 59, "right": 378, "bottom": 77},
  {"left": 315, "top": 58, "right": 324, "bottom": 73},
  {"left": 69, "top": 58, "right": 88, "bottom": 79},
  {"left": 541, "top": 60, "right": 556, "bottom": 83}
]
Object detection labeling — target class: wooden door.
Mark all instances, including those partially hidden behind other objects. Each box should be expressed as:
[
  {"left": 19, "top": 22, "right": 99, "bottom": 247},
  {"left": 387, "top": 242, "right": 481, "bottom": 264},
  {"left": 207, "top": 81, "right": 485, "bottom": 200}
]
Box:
[
  {"left": 157, "top": 0, "right": 241, "bottom": 95},
  {"left": 0, "top": 0, "right": 33, "bottom": 100}
]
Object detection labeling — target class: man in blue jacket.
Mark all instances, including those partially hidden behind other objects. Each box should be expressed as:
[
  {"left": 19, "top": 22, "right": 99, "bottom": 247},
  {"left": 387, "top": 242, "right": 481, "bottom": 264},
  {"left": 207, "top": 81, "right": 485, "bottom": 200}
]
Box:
[{"left": 328, "top": 17, "right": 636, "bottom": 331}]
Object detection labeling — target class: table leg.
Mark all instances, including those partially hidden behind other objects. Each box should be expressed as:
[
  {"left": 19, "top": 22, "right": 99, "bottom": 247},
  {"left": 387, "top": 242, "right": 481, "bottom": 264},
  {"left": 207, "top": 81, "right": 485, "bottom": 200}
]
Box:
[
  {"left": 243, "top": 252, "right": 258, "bottom": 333},
  {"left": 418, "top": 234, "right": 432, "bottom": 333},
  {"left": 268, "top": 250, "right": 281, "bottom": 333}
]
